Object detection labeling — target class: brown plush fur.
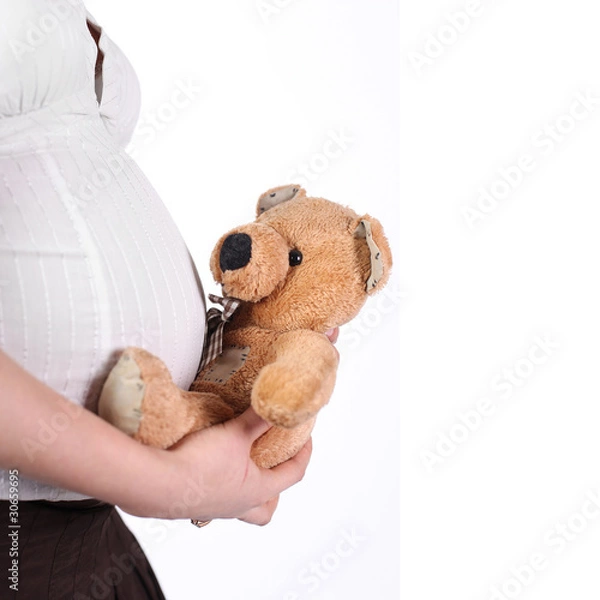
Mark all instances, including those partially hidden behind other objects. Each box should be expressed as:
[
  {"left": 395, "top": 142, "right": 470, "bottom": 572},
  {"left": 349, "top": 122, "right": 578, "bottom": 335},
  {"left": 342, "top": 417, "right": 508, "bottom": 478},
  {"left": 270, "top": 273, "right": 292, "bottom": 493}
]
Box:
[{"left": 99, "top": 185, "right": 392, "bottom": 469}]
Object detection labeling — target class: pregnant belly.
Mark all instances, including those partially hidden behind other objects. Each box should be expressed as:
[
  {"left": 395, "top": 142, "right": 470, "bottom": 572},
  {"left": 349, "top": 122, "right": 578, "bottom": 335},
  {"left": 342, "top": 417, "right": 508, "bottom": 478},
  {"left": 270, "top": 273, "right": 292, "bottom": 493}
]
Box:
[{"left": 0, "top": 136, "right": 205, "bottom": 409}]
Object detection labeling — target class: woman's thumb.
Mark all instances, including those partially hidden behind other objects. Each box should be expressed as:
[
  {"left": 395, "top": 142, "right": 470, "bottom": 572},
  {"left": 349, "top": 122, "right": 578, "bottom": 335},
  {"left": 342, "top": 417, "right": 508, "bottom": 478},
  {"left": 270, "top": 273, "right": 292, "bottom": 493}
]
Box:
[{"left": 233, "top": 406, "right": 271, "bottom": 442}]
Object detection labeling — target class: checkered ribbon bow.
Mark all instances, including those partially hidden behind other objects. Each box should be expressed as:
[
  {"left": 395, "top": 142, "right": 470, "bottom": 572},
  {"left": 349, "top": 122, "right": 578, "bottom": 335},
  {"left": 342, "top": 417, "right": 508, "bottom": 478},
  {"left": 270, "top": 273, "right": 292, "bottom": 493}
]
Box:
[{"left": 198, "top": 294, "right": 242, "bottom": 373}]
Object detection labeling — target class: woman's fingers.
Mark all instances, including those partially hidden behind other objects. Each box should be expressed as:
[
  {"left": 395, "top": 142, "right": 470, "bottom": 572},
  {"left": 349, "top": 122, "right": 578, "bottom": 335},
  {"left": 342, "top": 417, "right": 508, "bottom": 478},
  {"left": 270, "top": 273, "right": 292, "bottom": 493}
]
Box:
[
  {"left": 232, "top": 406, "right": 272, "bottom": 443},
  {"left": 165, "top": 410, "right": 313, "bottom": 521},
  {"left": 325, "top": 327, "right": 340, "bottom": 344},
  {"left": 227, "top": 434, "right": 313, "bottom": 520},
  {"left": 237, "top": 495, "right": 280, "bottom": 526},
  {"left": 259, "top": 437, "right": 313, "bottom": 499}
]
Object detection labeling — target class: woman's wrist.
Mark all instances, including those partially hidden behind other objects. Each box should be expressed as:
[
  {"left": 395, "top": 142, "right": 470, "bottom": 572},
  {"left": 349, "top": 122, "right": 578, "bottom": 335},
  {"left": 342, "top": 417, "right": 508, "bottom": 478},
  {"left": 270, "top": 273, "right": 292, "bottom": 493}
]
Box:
[
  {"left": 115, "top": 441, "right": 212, "bottom": 520},
  {"left": 111, "top": 444, "right": 177, "bottom": 518},
  {"left": 0, "top": 350, "right": 187, "bottom": 516}
]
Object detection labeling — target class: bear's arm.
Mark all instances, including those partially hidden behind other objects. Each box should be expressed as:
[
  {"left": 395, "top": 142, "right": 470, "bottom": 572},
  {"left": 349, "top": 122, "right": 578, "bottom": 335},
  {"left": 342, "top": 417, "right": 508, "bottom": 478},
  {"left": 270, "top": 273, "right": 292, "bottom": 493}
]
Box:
[{"left": 250, "top": 330, "right": 339, "bottom": 429}]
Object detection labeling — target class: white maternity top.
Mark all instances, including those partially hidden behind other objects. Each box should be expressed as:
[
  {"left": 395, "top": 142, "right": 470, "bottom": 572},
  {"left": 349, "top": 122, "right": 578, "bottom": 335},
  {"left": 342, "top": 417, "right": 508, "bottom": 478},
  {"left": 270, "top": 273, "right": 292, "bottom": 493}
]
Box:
[{"left": 0, "top": 1, "right": 206, "bottom": 500}]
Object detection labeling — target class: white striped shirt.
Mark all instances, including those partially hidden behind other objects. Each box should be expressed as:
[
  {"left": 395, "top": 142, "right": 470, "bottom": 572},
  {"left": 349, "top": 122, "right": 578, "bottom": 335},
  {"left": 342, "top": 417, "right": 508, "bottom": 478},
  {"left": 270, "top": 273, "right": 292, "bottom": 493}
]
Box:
[{"left": 0, "top": 0, "right": 206, "bottom": 500}]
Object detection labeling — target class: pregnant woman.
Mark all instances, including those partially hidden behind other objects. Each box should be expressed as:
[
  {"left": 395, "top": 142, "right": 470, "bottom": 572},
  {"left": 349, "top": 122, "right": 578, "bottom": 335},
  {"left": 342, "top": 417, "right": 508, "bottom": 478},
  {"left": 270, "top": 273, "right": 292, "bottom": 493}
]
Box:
[{"left": 0, "top": 2, "right": 317, "bottom": 597}]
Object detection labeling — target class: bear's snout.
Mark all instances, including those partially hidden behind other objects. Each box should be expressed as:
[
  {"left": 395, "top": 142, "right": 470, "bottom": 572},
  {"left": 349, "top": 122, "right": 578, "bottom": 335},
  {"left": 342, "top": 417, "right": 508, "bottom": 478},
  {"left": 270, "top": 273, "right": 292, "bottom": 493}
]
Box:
[
  {"left": 220, "top": 233, "right": 252, "bottom": 271},
  {"left": 210, "top": 222, "right": 290, "bottom": 302}
]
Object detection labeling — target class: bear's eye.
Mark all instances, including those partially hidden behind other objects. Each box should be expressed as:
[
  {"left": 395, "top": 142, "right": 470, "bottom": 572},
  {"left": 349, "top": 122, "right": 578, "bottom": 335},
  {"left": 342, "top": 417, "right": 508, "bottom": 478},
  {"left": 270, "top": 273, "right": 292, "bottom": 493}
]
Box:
[{"left": 289, "top": 249, "right": 303, "bottom": 267}]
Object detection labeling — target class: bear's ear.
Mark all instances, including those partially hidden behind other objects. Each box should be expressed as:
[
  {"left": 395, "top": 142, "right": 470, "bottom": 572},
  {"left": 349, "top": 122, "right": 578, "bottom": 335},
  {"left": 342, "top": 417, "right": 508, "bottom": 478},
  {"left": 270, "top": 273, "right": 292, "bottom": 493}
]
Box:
[
  {"left": 256, "top": 184, "right": 307, "bottom": 217},
  {"left": 352, "top": 215, "right": 393, "bottom": 295}
]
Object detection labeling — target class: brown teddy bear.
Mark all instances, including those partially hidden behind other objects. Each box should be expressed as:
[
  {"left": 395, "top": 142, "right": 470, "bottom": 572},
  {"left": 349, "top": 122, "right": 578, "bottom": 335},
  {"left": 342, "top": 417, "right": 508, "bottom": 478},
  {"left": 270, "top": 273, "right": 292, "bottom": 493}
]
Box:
[{"left": 98, "top": 184, "right": 392, "bottom": 469}]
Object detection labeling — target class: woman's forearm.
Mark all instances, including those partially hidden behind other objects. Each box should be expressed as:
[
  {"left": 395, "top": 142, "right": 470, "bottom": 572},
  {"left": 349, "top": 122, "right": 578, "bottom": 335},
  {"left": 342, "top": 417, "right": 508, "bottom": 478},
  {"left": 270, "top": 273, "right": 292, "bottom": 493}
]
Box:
[
  {"left": 0, "top": 349, "right": 312, "bottom": 523},
  {"left": 0, "top": 350, "right": 168, "bottom": 514}
]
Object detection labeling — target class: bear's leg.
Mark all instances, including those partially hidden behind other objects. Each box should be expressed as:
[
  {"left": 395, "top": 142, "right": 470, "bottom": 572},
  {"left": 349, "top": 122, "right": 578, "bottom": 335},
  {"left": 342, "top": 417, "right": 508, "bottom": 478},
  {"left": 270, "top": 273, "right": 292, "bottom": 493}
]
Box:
[
  {"left": 99, "top": 347, "right": 234, "bottom": 449},
  {"left": 250, "top": 418, "right": 316, "bottom": 469}
]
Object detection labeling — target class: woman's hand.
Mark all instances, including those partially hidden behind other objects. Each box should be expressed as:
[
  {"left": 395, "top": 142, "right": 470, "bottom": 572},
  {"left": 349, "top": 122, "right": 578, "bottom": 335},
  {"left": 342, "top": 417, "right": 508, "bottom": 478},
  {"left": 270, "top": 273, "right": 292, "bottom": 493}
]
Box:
[{"left": 135, "top": 408, "right": 311, "bottom": 525}]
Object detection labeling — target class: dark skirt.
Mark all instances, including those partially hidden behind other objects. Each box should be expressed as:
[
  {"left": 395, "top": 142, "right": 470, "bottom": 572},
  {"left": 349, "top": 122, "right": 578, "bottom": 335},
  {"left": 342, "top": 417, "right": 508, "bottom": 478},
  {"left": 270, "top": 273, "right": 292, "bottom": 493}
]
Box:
[{"left": 0, "top": 499, "right": 165, "bottom": 600}]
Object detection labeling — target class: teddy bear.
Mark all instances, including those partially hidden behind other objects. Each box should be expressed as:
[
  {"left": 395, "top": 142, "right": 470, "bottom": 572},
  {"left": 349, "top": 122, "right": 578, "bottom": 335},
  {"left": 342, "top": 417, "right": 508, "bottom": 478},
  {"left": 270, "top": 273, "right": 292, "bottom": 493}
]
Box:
[{"left": 98, "top": 184, "right": 392, "bottom": 469}]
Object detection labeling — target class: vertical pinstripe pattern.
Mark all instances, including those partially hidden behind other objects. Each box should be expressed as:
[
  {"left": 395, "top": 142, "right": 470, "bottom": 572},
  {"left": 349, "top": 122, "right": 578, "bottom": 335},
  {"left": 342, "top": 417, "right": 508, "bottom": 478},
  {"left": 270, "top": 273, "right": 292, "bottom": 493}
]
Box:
[
  {"left": 0, "top": 1, "right": 206, "bottom": 500},
  {"left": 0, "top": 500, "right": 166, "bottom": 599}
]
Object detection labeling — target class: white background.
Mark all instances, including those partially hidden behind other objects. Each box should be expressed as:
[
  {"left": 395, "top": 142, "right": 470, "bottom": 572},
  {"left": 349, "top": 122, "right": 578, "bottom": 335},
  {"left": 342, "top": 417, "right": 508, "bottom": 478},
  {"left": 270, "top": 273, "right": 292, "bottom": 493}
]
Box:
[
  {"left": 85, "top": 1, "right": 400, "bottom": 599},
  {"left": 82, "top": 0, "right": 600, "bottom": 599},
  {"left": 400, "top": 1, "right": 600, "bottom": 600}
]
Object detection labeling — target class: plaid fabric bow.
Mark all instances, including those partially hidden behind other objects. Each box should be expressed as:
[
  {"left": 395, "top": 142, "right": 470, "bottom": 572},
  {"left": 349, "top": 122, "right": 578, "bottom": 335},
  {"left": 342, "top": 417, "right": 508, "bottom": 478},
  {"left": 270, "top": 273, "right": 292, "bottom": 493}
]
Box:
[{"left": 197, "top": 294, "right": 242, "bottom": 373}]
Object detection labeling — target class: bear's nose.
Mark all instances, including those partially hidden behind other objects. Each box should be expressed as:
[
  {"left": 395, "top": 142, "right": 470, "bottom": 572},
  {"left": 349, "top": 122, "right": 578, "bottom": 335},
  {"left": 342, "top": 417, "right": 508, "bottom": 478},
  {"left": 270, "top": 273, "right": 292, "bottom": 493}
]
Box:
[{"left": 219, "top": 233, "right": 252, "bottom": 271}]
